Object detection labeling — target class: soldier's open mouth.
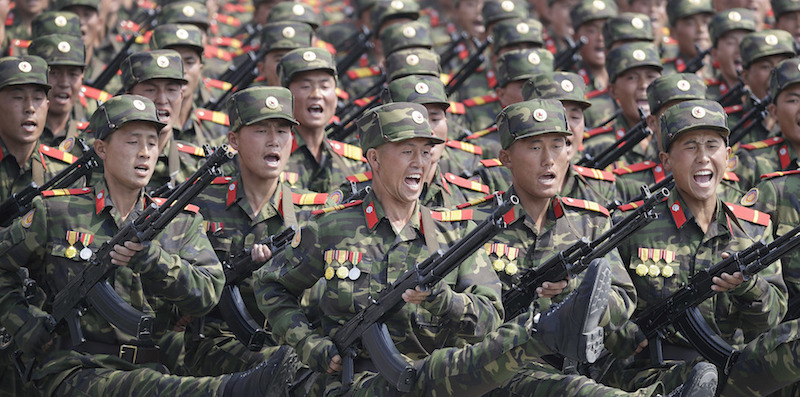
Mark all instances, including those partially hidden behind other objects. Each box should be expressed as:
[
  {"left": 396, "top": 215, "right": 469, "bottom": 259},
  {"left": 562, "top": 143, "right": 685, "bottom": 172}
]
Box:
[
  {"left": 157, "top": 110, "right": 170, "bottom": 122},
  {"left": 405, "top": 174, "right": 421, "bottom": 189},
  {"left": 539, "top": 172, "right": 556, "bottom": 184},
  {"left": 134, "top": 165, "right": 150, "bottom": 176},
  {"left": 693, "top": 170, "right": 713, "bottom": 185},
  {"left": 264, "top": 154, "right": 280, "bottom": 167},
  {"left": 21, "top": 120, "right": 37, "bottom": 132},
  {"left": 308, "top": 105, "right": 323, "bottom": 114}
]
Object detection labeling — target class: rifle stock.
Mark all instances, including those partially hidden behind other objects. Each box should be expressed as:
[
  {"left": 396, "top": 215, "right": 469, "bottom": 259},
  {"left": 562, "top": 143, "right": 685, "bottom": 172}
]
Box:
[
  {"left": 554, "top": 36, "right": 586, "bottom": 71},
  {"left": 577, "top": 107, "right": 650, "bottom": 169},
  {"left": 445, "top": 37, "right": 492, "bottom": 97}
]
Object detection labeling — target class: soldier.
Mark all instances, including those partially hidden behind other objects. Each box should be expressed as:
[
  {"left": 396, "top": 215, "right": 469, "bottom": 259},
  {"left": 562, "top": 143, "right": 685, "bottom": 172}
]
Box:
[
  {"left": 278, "top": 47, "right": 368, "bottom": 193},
  {"left": 0, "top": 94, "right": 297, "bottom": 397},
  {"left": 255, "top": 100, "right": 614, "bottom": 396},
  {"left": 660, "top": 0, "right": 713, "bottom": 78},
  {"left": 254, "top": 22, "right": 313, "bottom": 87},
  {"left": 544, "top": 0, "right": 581, "bottom": 55},
  {"left": 773, "top": 0, "right": 800, "bottom": 43},
  {"left": 627, "top": 0, "right": 670, "bottom": 53},
  {"left": 603, "top": 12, "right": 655, "bottom": 51},
  {"left": 3, "top": 0, "right": 46, "bottom": 43},
  {"left": 705, "top": 9, "right": 757, "bottom": 106}
]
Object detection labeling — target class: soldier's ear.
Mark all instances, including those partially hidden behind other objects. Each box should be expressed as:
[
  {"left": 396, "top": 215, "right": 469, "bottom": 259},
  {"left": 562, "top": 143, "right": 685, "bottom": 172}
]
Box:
[
  {"left": 366, "top": 148, "right": 380, "bottom": 170},
  {"left": 767, "top": 102, "right": 777, "bottom": 120},
  {"left": 660, "top": 151, "right": 671, "bottom": 172},
  {"left": 499, "top": 149, "right": 511, "bottom": 170},
  {"left": 608, "top": 83, "right": 618, "bottom": 101},
  {"left": 228, "top": 130, "right": 239, "bottom": 151},
  {"left": 94, "top": 138, "right": 107, "bottom": 161}
]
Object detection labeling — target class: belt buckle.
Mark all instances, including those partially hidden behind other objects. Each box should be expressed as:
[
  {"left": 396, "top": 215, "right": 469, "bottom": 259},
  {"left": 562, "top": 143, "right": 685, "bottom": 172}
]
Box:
[{"left": 119, "top": 344, "right": 138, "bottom": 363}]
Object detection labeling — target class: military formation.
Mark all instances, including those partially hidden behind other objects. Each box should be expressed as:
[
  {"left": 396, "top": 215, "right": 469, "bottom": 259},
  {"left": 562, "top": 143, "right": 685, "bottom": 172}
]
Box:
[{"left": 4, "top": 0, "right": 800, "bottom": 396}]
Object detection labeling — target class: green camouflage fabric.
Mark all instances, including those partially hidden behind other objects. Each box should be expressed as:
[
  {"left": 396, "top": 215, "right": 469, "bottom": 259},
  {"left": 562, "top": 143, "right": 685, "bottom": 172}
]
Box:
[
  {"left": 522, "top": 71, "right": 592, "bottom": 109},
  {"left": 0, "top": 139, "right": 76, "bottom": 205},
  {"left": 31, "top": 11, "right": 82, "bottom": 39},
  {"left": 659, "top": 99, "right": 729, "bottom": 152},
  {"left": 666, "top": 0, "right": 714, "bottom": 26},
  {"left": 258, "top": 22, "right": 313, "bottom": 55},
  {"left": 379, "top": 21, "right": 434, "bottom": 58},
  {"left": 734, "top": 136, "right": 800, "bottom": 191},
  {"left": 151, "top": 24, "right": 204, "bottom": 54},
  {"left": 709, "top": 9, "right": 758, "bottom": 46},
  {"left": 740, "top": 30, "right": 796, "bottom": 69},
  {"left": 286, "top": 132, "right": 370, "bottom": 193},
  {"left": 87, "top": 95, "right": 166, "bottom": 141},
  {"left": 496, "top": 48, "right": 554, "bottom": 87},
  {"left": 159, "top": 1, "right": 210, "bottom": 31},
  {"left": 227, "top": 86, "right": 298, "bottom": 132},
  {"left": 482, "top": 0, "right": 529, "bottom": 26},
  {"left": 28, "top": 35, "right": 85, "bottom": 67},
  {"left": 490, "top": 18, "right": 544, "bottom": 54},
  {"left": 582, "top": 116, "right": 660, "bottom": 168},
  {"left": 772, "top": 0, "right": 800, "bottom": 19},
  {"left": 606, "top": 42, "right": 663, "bottom": 83},
  {"left": 646, "top": 73, "right": 707, "bottom": 116},
  {"left": 383, "top": 74, "right": 450, "bottom": 109},
  {"left": 371, "top": 0, "right": 420, "bottom": 31},
  {"left": 352, "top": 0, "right": 380, "bottom": 13},
  {"left": 497, "top": 98, "right": 571, "bottom": 150},
  {"left": 277, "top": 47, "right": 336, "bottom": 88},
  {"left": 53, "top": 0, "right": 99, "bottom": 11},
  {"left": 266, "top": 2, "right": 321, "bottom": 30},
  {"left": 385, "top": 48, "right": 442, "bottom": 81},
  {"left": 0, "top": 56, "right": 50, "bottom": 91},
  {"left": 570, "top": 0, "right": 618, "bottom": 30},
  {"left": 769, "top": 57, "right": 800, "bottom": 103},
  {"left": 0, "top": 177, "right": 226, "bottom": 396},
  {"left": 602, "top": 13, "right": 654, "bottom": 48},
  {"left": 358, "top": 102, "right": 445, "bottom": 152},
  {"left": 120, "top": 50, "right": 188, "bottom": 93}
]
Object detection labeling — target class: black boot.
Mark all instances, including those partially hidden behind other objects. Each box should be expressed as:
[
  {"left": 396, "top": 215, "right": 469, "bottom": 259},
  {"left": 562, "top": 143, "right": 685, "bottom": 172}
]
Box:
[
  {"left": 221, "top": 345, "right": 300, "bottom": 397},
  {"left": 665, "top": 362, "right": 718, "bottom": 397}
]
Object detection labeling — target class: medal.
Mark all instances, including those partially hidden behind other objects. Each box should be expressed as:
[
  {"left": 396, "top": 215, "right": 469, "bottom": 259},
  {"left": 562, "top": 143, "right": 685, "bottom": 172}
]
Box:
[
  {"left": 505, "top": 262, "right": 518, "bottom": 275},
  {"left": 661, "top": 265, "right": 674, "bottom": 278},
  {"left": 336, "top": 266, "right": 349, "bottom": 279},
  {"left": 80, "top": 247, "right": 93, "bottom": 260},
  {"left": 348, "top": 267, "right": 361, "bottom": 280},
  {"left": 492, "top": 259, "right": 505, "bottom": 272},
  {"left": 648, "top": 264, "right": 660, "bottom": 277},
  {"left": 324, "top": 267, "right": 334, "bottom": 280},
  {"left": 65, "top": 231, "right": 78, "bottom": 259},
  {"left": 65, "top": 246, "right": 77, "bottom": 259},
  {"left": 635, "top": 264, "right": 648, "bottom": 277}
]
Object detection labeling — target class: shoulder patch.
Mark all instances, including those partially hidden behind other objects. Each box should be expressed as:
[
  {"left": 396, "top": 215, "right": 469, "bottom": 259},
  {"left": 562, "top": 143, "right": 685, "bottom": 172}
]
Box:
[
  {"left": 456, "top": 192, "right": 499, "bottom": 209},
  {"left": 559, "top": 197, "right": 610, "bottom": 216},
  {"left": 584, "top": 125, "right": 614, "bottom": 138},
  {"left": 151, "top": 197, "right": 200, "bottom": 213},
  {"left": 444, "top": 173, "right": 490, "bottom": 193},
  {"left": 446, "top": 140, "right": 483, "bottom": 156},
  {"left": 430, "top": 209, "right": 474, "bottom": 222},
  {"left": 311, "top": 200, "right": 363, "bottom": 216},
  {"left": 176, "top": 142, "right": 206, "bottom": 157},
  {"left": 291, "top": 192, "right": 329, "bottom": 205},
  {"left": 328, "top": 139, "right": 365, "bottom": 162},
  {"left": 760, "top": 169, "right": 800, "bottom": 180},
  {"left": 195, "top": 108, "right": 230, "bottom": 126},
  {"left": 612, "top": 160, "right": 659, "bottom": 175},
  {"left": 39, "top": 144, "right": 77, "bottom": 165},
  {"left": 740, "top": 136, "right": 784, "bottom": 151},
  {"left": 725, "top": 202, "right": 770, "bottom": 226},
  {"left": 572, "top": 165, "right": 615, "bottom": 182},
  {"left": 480, "top": 158, "right": 503, "bottom": 168},
  {"left": 41, "top": 187, "right": 93, "bottom": 197},
  {"left": 740, "top": 188, "right": 758, "bottom": 207}
]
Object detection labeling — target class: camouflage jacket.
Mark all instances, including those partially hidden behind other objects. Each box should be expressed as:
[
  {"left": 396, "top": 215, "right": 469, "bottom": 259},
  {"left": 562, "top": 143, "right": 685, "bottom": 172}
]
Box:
[
  {"left": 438, "top": 139, "right": 484, "bottom": 178},
  {"left": 734, "top": 136, "right": 799, "bottom": 191},
  {"left": 0, "top": 138, "right": 75, "bottom": 202},
  {"left": 177, "top": 107, "right": 230, "bottom": 148},
  {"left": 255, "top": 190, "right": 502, "bottom": 371},
  {"left": 285, "top": 131, "right": 369, "bottom": 193},
  {"left": 461, "top": 123, "right": 502, "bottom": 160}
]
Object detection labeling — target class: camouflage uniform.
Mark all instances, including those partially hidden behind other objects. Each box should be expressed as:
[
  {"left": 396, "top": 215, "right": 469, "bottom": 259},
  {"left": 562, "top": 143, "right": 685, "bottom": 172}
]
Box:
[
  {"left": 704, "top": 9, "right": 757, "bottom": 106},
  {"left": 660, "top": 0, "right": 714, "bottom": 77},
  {"left": 603, "top": 13, "right": 654, "bottom": 49},
  {"left": 490, "top": 17, "right": 545, "bottom": 54},
  {"left": 482, "top": 0, "right": 530, "bottom": 28}
]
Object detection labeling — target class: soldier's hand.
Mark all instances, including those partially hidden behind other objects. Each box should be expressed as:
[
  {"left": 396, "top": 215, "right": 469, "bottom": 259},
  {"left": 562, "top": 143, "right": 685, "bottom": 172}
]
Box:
[
  {"left": 15, "top": 314, "right": 56, "bottom": 359},
  {"left": 402, "top": 286, "right": 432, "bottom": 305},
  {"left": 537, "top": 280, "right": 568, "bottom": 299},
  {"left": 251, "top": 244, "right": 273, "bottom": 263},
  {"left": 110, "top": 241, "right": 144, "bottom": 266},
  {"left": 327, "top": 354, "right": 342, "bottom": 374},
  {"left": 711, "top": 272, "right": 745, "bottom": 292}
]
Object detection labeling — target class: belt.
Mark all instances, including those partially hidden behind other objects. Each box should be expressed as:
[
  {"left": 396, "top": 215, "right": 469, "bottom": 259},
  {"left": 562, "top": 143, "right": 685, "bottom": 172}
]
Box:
[
  {"left": 73, "top": 340, "right": 161, "bottom": 365},
  {"left": 635, "top": 342, "right": 701, "bottom": 363}
]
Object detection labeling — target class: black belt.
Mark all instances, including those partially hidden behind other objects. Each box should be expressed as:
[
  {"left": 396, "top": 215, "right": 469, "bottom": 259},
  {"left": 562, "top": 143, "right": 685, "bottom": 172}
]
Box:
[{"left": 73, "top": 340, "right": 161, "bottom": 365}]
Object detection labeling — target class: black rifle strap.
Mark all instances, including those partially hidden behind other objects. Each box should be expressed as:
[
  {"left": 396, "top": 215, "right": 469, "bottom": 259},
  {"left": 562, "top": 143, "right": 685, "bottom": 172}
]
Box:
[{"left": 420, "top": 207, "right": 440, "bottom": 255}]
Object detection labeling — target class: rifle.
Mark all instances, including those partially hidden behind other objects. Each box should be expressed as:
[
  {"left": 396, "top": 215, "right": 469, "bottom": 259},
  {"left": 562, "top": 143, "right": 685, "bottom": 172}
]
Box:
[
  {"left": 682, "top": 45, "right": 711, "bottom": 74},
  {"left": 577, "top": 107, "right": 651, "bottom": 170},
  {"left": 217, "top": 226, "right": 296, "bottom": 351},
  {"left": 554, "top": 36, "right": 586, "bottom": 72},
  {"left": 728, "top": 93, "right": 770, "bottom": 146},
  {"left": 608, "top": 175, "right": 676, "bottom": 211},
  {"left": 503, "top": 186, "right": 669, "bottom": 319},
  {"left": 0, "top": 139, "right": 98, "bottom": 227},
  {"left": 336, "top": 26, "right": 374, "bottom": 80},
  {"left": 203, "top": 47, "right": 268, "bottom": 111},
  {"left": 445, "top": 37, "right": 492, "bottom": 97},
  {"left": 591, "top": 108, "right": 622, "bottom": 130},
  {"left": 634, "top": 220, "right": 800, "bottom": 374},
  {"left": 438, "top": 31, "right": 469, "bottom": 68},
  {"left": 327, "top": 94, "right": 382, "bottom": 141},
  {"left": 87, "top": 9, "right": 158, "bottom": 90},
  {"left": 333, "top": 191, "right": 518, "bottom": 392},
  {"left": 718, "top": 79, "right": 745, "bottom": 108},
  {"left": 50, "top": 145, "right": 234, "bottom": 346}
]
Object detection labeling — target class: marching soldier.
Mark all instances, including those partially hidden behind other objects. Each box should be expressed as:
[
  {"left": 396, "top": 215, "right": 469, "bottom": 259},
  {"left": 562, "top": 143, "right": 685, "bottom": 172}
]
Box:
[
  {"left": 773, "top": 0, "right": 800, "bottom": 43},
  {"left": 705, "top": 9, "right": 757, "bottom": 106},
  {"left": 660, "top": 0, "right": 713, "bottom": 78},
  {"left": 254, "top": 22, "right": 313, "bottom": 87}
]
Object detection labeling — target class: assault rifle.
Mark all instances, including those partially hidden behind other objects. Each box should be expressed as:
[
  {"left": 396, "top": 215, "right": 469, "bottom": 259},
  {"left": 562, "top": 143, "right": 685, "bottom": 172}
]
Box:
[
  {"left": 635, "top": 220, "right": 800, "bottom": 374},
  {"left": 503, "top": 186, "right": 669, "bottom": 319},
  {"left": 50, "top": 145, "right": 234, "bottom": 346},
  {"left": 203, "top": 47, "right": 267, "bottom": 111},
  {"left": 554, "top": 36, "right": 586, "bottom": 72},
  {"left": 445, "top": 37, "right": 492, "bottom": 97},
  {"left": 682, "top": 45, "right": 711, "bottom": 74},
  {"left": 438, "top": 31, "right": 469, "bottom": 68},
  {"left": 0, "top": 139, "right": 98, "bottom": 227},
  {"left": 333, "top": 191, "right": 518, "bottom": 392},
  {"left": 87, "top": 9, "right": 158, "bottom": 90},
  {"left": 718, "top": 79, "right": 745, "bottom": 108},
  {"left": 608, "top": 175, "right": 676, "bottom": 211},
  {"left": 577, "top": 107, "right": 651, "bottom": 170},
  {"left": 728, "top": 93, "right": 770, "bottom": 146},
  {"left": 336, "top": 26, "right": 374, "bottom": 80},
  {"left": 217, "top": 226, "right": 296, "bottom": 351}
]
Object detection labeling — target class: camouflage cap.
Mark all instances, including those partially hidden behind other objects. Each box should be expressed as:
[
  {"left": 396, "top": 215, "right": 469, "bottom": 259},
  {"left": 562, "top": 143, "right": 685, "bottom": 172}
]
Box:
[
  {"left": 660, "top": 99, "right": 728, "bottom": 150},
  {"left": 497, "top": 48, "right": 554, "bottom": 87},
  {"left": 382, "top": 74, "right": 449, "bottom": 110},
  {"left": 278, "top": 47, "right": 337, "bottom": 88},
  {"left": 380, "top": 21, "right": 434, "bottom": 57},
  {"left": 121, "top": 50, "right": 188, "bottom": 92},
  {"left": 491, "top": 17, "right": 544, "bottom": 54},
  {"left": 773, "top": 0, "right": 800, "bottom": 19},
  {"left": 159, "top": 1, "right": 209, "bottom": 30},
  {"left": 54, "top": 0, "right": 99, "bottom": 11},
  {"left": 358, "top": 102, "right": 443, "bottom": 152},
  {"left": 372, "top": 0, "right": 420, "bottom": 31},
  {"left": 709, "top": 9, "right": 757, "bottom": 46},
  {"left": 666, "top": 0, "right": 714, "bottom": 26},
  {"left": 32, "top": 11, "right": 82, "bottom": 38},
  {"left": 522, "top": 72, "right": 591, "bottom": 109},
  {"left": 28, "top": 34, "right": 85, "bottom": 67},
  {"left": 267, "top": 2, "right": 321, "bottom": 30},
  {"left": 385, "top": 48, "right": 441, "bottom": 81},
  {"left": 606, "top": 41, "right": 662, "bottom": 82},
  {"left": 497, "top": 98, "right": 571, "bottom": 149},
  {"left": 769, "top": 58, "right": 800, "bottom": 103},
  {"left": 646, "top": 73, "right": 707, "bottom": 115},
  {"left": 353, "top": 0, "right": 380, "bottom": 13},
  {"left": 571, "top": 0, "right": 618, "bottom": 30},
  {"left": 740, "top": 30, "right": 796, "bottom": 69},
  {"left": 227, "top": 86, "right": 298, "bottom": 132},
  {"left": 0, "top": 56, "right": 50, "bottom": 91},
  {"left": 482, "top": 0, "right": 529, "bottom": 26},
  {"left": 151, "top": 24, "right": 204, "bottom": 54},
  {"left": 88, "top": 94, "right": 167, "bottom": 140},
  {"left": 260, "top": 22, "right": 314, "bottom": 54},
  {"left": 602, "top": 13, "right": 654, "bottom": 48}
]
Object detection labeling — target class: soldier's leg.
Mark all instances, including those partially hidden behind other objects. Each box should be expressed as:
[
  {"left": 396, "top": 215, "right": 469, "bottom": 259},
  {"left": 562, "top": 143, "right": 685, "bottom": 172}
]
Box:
[
  {"left": 182, "top": 324, "right": 284, "bottom": 376},
  {"left": 0, "top": 349, "right": 40, "bottom": 397}
]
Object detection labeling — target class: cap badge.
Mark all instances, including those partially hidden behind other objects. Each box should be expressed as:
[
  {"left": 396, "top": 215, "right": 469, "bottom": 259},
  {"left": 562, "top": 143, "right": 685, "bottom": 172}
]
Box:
[
  {"left": 528, "top": 52, "right": 540, "bottom": 65},
  {"left": 560, "top": 79, "right": 574, "bottom": 92},
  {"left": 533, "top": 108, "right": 548, "bottom": 121},
  {"left": 631, "top": 17, "right": 644, "bottom": 29},
  {"left": 182, "top": 5, "right": 196, "bottom": 17},
  {"left": 728, "top": 11, "right": 741, "bottom": 21},
  {"left": 593, "top": 0, "right": 606, "bottom": 10},
  {"left": 391, "top": 0, "right": 404, "bottom": 10},
  {"left": 501, "top": 0, "right": 515, "bottom": 11},
  {"left": 765, "top": 34, "right": 778, "bottom": 46},
  {"left": 176, "top": 28, "right": 189, "bottom": 40},
  {"left": 265, "top": 96, "right": 280, "bottom": 109},
  {"left": 411, "top": 110, "right": 425, "bottom": 124},
  {"left": 676, "top": 79, "right": 691, "bottom": 91},
  {"left": 403, "top": 26, "right": 416, "bottom": 38},
  {"left": 691, "top": 106, "right": 706, "bottom": 119},
  {"left": 406, "top": 54, "right": 419, "bottom": 65},
  {"left": 57, "top": 41, "right": 71, "bottom": 53},
  {"left": 632, "top": 49, "right": 646, "bottom": 61},
  {"left": 282, "top": 26, "right": 296, "bottom": 38},
  {"left": 54, "top": 16, "right": 67, "bottom": 27},
  {"left": 133, "top": 99, "right": 146, "bottom": 111},
  {"left": 303, "top": 51, "right": 317, "bottom": 62},
  {"left": 18, "top": 61, "right": 31, "bottom": 73},
  {"left": 156, "top": 55, "right": 170, "bottom": 68},
  {"left": 516, "top": 23, "right": 529, "bottom": 34},
  {"left": 415, "top": 82, "right": 429, "bottom": 94},
  {"left": 292, "top": 4, "right": 305, "bottom": 15},
  {"left": 688, "top": 0, "right": 699, "bottom": 4}
]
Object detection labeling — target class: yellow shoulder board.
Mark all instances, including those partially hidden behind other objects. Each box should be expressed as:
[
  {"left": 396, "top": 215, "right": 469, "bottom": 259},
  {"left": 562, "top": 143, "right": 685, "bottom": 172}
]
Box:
[
  {"left": 291, "top": 192, "right": 329, "bottom": 205},
  {"left": 446, "top": 140, "right": 483, "bottom": 156},
  {"left": 724, "top": 203, "right": 770, "bottom": 226},
  {"left": 195, "top": 108, "right": 230, "bottom": 126},
  {"left": 559, "top": 197, "right": 610, "bottom": 216},
  {"left": 456, "top": 192, "right": 498, "bottom": 209},
  {"left": 760, "top": 169, "right": 800, "bottom": 180},
  {"left": 328, "top": 140, "right": 365, "bottom": 162},
  {"left": 312, "top": 200, "right": 363, "bottom": 216},
  {"left": 444, "top": 173, "right": 490, "bottom": 194},
  {"left": 740, "top": 137, "right": 784, "bottom": 151},
  {"left": 39, "top": 144, "right": 77, "bottom": 165},
  {"left": 430, "top": 209, "right": 475, "bottom": 222},
  {"left": 176, "top": 142, "right": 206, "bottom": 157},
  {"left": 41, "top": 187, "right": 92, "bottom": 197},
  {"left": 151, "top": 197, "right": 200, "bottom": 213},
  {"left": 573, "top": 165, "right": 615, "bottom": 182}
]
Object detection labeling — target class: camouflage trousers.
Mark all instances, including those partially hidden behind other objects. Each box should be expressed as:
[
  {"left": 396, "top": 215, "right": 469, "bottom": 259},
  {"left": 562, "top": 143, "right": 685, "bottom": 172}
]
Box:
[
  {"left": 0, "top": 346, "right": 40, "bottom": 397},
  {"left": 602, "top": 320, "right": 800, "bottom": 396}
]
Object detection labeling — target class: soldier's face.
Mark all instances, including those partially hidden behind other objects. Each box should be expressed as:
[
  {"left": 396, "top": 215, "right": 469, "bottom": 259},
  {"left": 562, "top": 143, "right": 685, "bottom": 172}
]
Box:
[
  {"left": 777, "top": 11, "right": 800, "bottom": 43},
  {"left": 497, "top": 80, "right": 525, "bottom": 108},
  {"left": 425, "top": 104, "right": 448, "bottom": 169},
  {"left": 368, "top": 137, "right": 434, "bottom": 205},
  {"left": 455, "top": 0, "right": 485, "bottom": 39},
  {"left": 661, "top": 129, "right": 729, "bottom": 204},
  {"left": 130, "top": 79, "right": 184, "bottom": 132},
  {"left": 0, "top": 85, "right": 49, "bottom": 147},
  {"left": 258, "top": 49, "right": 290, "bottom": 87},
  {"left": 610, "top": 67, "right": 660, "bottom": 123},
  {"left": 564, "top": 101, "right": 585, "bottom": 158},
  {"left": 576, "top": 19, "right": 606, "bottom": 68},
  {"left": 770, "top": 84, "right": 800, "bottom": 146},
  {"left": 173, "top": 46, "right": 203, "bottom": 96},
  {"left": 672, "top": 13, "right": 712, "bottom": 57},
  {"left": 289, "top": 71, "right": 337, "bottom": 131},
  {"left": 549, "top": 0, "right": 578, "bottom": 39},
  {"left": 65, "top": 5, "right": 102, "bottom": 49},
  {"left": 16, "top": 0, "right": 46, "bottom": 16},
  {"left": 629, "top": 0, "right": 666, "bottom": 39},
  {"left": 96, "top": 122, "right": 159, "bottom": 191},
  {"left": 742, "top": 54, "right": 790, "bottom": 99},
  {"left": 229, "top": 119, "right": 293, "bottom": 181},
  {"left": 710, "top": 30, "right": 746, "bottom": 84},
  {"left": 48, "top": 65, "right": 84, "bottom": 116},
  {"left": 500, "top": 133, "right": 569, "bottom": 203}
]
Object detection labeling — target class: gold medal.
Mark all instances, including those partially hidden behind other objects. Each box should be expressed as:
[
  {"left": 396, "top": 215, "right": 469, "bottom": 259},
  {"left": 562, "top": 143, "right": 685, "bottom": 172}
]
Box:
[
  {"left": 324, "top": 267, "right": 334, "bottom": 280},
  {"left": 505, "top": 262, "right": 518, "bottom": 275},
  {"left": 65, "top": 246, "right": 77, "bottom": 259},
  {"left": 661, "top": 265, "right": 674, "bottom": 278},
  {"left": 336, "top": 266, "right": 349, "bottom": 279},
  {"left": 635, "top": 264, "right": 648, "bottom": 276},
  {"left": 648, "top": 264, "right": 660, "bottom": 277},
  {"left": 65, "top": 231, "right": 78, "bottom": 259},
  {"left": 492, "top": 259, "right": 505, "bottom": 272}
]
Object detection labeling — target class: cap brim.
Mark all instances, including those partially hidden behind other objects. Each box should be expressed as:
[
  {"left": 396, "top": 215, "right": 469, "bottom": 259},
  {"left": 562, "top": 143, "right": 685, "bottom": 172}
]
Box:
[
  {"left": 669, "top": 125, "right": 730, "bottom": 148},
  {"left": 120, "top": 118, "right": 168, "bottom": 133},
  {"left": 385, "top": 129, "right": 446, "bottom": 144},
  {"left": 245, "top": 114, "right": 300, "bottom": 126}
]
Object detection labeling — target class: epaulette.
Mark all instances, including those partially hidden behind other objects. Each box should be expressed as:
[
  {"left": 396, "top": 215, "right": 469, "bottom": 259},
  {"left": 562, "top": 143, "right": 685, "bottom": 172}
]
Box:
[
  {"left": 573, "top": 165, "right": 616, "bottom": 182},
  {"left": 119, "top": 19, "right": 141, "bottom": 33},
  {"left": 211, "top": 176, "right": 233, "bottom": 184},
  {"left": 617, "top": 200, "right": 645, "bottom": 212},
  {"left": 461, "top": 93, "right": 499, "bottom": 107},
  {"left": 214, "top": 13, "right": 241, "bottom": 27},
  {"left": 222, "top": 3, "right": 253, "bottom": 13},
  {"left": 353, "top": 96, "right": 375, "bottom": 107},
  {"left": 612, "top": 160, "right": 659, "bottom": 175},
  {"left": 328, "top": 139, "right": 365, "bottom": 162},
  {"left": 76, "top": 121, "right": 89, "bottom": 130},
  {"left": 704, "top": 78, "right": 720, "bottom": 86},
  {"left": 204, "top": 45, "right": 233, "bottom": 62},
  {"left": 151, "top": 197, "right": 200, "bottom": 213},
  {"left": 724, "top": 202, "right": 770, "bottom": 226},
  {"left": 196, "top": 108, "right": 230, "bottom": 126},
  {"left": 235, "top": 44, "right": 259, "bottom": 55},
  {"left": 346, "top": 171, "right": 373, "bottom": 183},
  {"left": 456, "top": 192, "right": 498, "bottom": 209},
  {"left": 211, "top": 37, "right": 242, "bottom": 49},
  {"left": 760, "top": 169, "right": 800, "bottom": 180},
  {"left": 81, "top": 85, "right": 113, "bottom": 102},
  {"left": 446, "top": 140, "right": 483, "bottom": 156},
  {"left": 558, "top": 197, "right": 610, "bottom": 216},
  {"left": 335, "top": 88, "right": 349, "bottom": 101},
  {"left": 447, "top": 101, "right": 466, "bottom": 115},
  {"left": 291, "top": 192, "right": 329, "bottom": 205},
  {"left": 39, "top": 144, "right": 77, "bottom": 165},
  {"left": 315, "top": 39, "right": 337, "bottom": 55},
  {"left": 440, "top": 73, "right": 452, "bottom": 85},
  {"left": 464, "top": 125, "right": 497, "bottom": 140},
  {"left": 115, "top": 31, "right": 151, "bottom": 44},
  {"left": 585, "top": 87, "right": 608, "bottom": 99},
  {"left": 740, "top": 136, "right": 784, "bottom": 150},
  {"left": 724, "top": 105, "right": 743, "bottom": 114},
  {"left": 203, "top": 77, "right": 232, "bottom": 91},
  {"left": 480, "top": 158, "right": 503, "bottom": 168},
  {"left": 444, "top": 173, "right": 490, "bottom": 193},
  {"left": 8, "top": 39, "right": 30, "bottom": 56},
  {"left": 585, "top": 125, "right": 613, "bottom": 138},
  {"left": 346, "top": 66, "right": 381, "bottom": 80},
  {"left": 311, "top": 200, "right": 362, "bottom": 215},
  {"left": 430, "top": 208, "right": 474, "bottom": 221},
  {"left": 723, "top": 171, "right": 740, "bottom": 182},
  {"left": 176, "top": 142, "right": 206, "bottom": 157},
  {"left": 41, "top": 187, "right": 92, "bottom": 197}
]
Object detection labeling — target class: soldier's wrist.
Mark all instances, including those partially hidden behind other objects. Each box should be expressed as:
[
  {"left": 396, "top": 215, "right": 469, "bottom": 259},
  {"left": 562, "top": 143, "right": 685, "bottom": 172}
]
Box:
[{"left": 729, "top": 274, "right": 761, "bottom": 300}]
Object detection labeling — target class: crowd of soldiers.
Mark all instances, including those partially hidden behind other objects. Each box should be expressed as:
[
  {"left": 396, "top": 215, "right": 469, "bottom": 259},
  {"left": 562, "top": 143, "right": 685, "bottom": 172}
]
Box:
[{"left": 3, "top": 0, "right": 800, "bottom": 395}]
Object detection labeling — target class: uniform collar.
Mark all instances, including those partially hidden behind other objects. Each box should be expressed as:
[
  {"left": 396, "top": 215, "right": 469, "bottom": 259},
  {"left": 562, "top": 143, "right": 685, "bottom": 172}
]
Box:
[
  {"left": 93, "top": 178, "right": 147, "bottom": 226},
  {"left": 361, "top": 189, "right": 422, "bottom": 236},
  {"left": 667, "top": 189, "right": 730, "bottom": 236}
]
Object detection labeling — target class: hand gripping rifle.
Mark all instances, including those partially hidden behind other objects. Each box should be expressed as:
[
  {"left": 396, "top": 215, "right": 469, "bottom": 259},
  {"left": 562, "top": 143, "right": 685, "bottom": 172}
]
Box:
[
  {"left": 554, "top": 36, "right": 587, "bottom": 72},
  {"left": 728, "top": 93, "right": 770, "bottom": 147},
  {"left": 0, "top": 139, "right": 98, "bottom": 227},
  {"left": 445, "top": 37, "right": 492, "bottom": 97},
  {"left": 332, "top": 191, "right": 518, "bottom": 392},
  {"left": 87, "top": 9, "right": 158, "bottom": 90},
  {"left": 634, "top": 220, "right": 800, "bottom": 374},
  {"left": 50, "top": 145, "right": 234, "bottom": 346},
  {"left": 577, "top": 107, "right": 651, "bottom": 170},
  {"left": 216, "top": 226, "right": 296, "bottom": 351},
  {"left": 502, "top": 186, "right": 669, "bottom": 319}
]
